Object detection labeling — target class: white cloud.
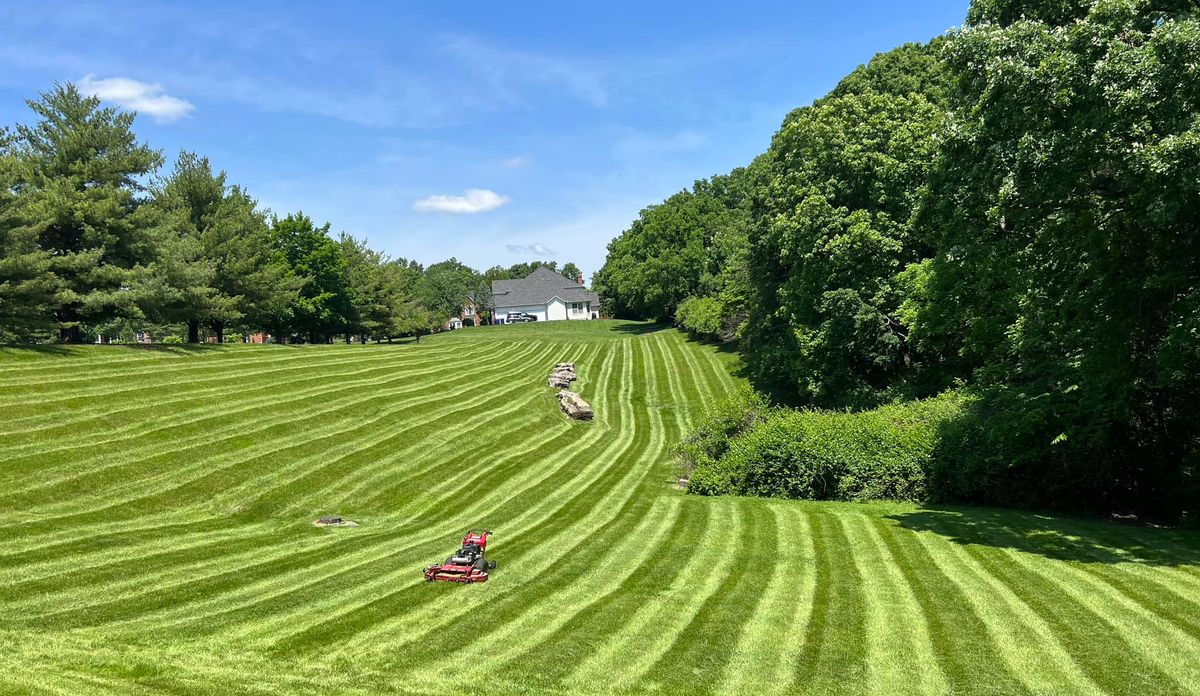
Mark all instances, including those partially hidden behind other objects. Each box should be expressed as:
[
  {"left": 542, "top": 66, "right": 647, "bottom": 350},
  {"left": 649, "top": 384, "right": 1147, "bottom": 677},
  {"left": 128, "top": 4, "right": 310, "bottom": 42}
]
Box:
[
  {"left": 77, "top": 74, "right": 195, "bottom": 123},
  {"left": 505, "top": 243, "right": 555, "bottom": 256},
  {"left": 413, "top": 188, "right": 510, "bottom": 214},
  {"left": 501, "top": 155, "right": 532, "bottom": 169}
]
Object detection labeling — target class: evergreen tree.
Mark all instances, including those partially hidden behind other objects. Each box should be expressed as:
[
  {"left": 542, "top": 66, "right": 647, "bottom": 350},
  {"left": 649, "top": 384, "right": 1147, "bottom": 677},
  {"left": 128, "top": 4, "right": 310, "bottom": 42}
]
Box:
[
  {"left": 8, "top": 84, "right": 162, "bottom": 343},
  {"left": 147, "top": 153, "right": 298, "bottom": 343},
  {"left": 0, "top": 128, "right": 60, "bottom": 341},
  {"left": 339, "top": 233, "right": 392, "bottom": 342}
]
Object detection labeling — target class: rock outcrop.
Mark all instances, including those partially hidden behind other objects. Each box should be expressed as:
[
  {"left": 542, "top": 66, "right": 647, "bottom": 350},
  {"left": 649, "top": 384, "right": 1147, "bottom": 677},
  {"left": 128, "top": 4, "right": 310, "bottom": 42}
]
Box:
[
  {"left": 548, "top": 362, "right": 592, "bottom": 419},
  {"left": 557, "top": 390, "right": 594, "bottom": 420}
]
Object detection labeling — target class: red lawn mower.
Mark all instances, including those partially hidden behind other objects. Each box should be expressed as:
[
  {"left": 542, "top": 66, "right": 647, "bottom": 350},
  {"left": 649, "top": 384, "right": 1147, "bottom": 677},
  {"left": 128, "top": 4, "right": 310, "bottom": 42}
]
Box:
[{"left": 423, "top": 530, "right": 496, "bottom": 584}]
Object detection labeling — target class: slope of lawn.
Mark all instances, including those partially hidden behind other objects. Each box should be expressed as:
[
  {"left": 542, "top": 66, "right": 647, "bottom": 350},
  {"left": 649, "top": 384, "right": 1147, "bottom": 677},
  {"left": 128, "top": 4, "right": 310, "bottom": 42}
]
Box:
[{"left": 1, "top": 320, "right": 1199, "bottom": 695}]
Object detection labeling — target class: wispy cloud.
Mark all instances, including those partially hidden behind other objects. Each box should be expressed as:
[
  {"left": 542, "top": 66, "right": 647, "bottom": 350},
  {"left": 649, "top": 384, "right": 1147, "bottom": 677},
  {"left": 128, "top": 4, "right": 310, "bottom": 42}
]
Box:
[
  {"left": 505, "top": 243, "right": 555, "bottom": 256},
  {"left": 501, "top": 155, "right": 532, "bottom": 169},
  {"left": 413, "top": 189, "right": 510, "bottom": 214},
  {"left": 442, "top": 35, "right": 608, "bottom": 108},
  {"left": 77, "top": 74, "right": 194, "bottom": 123}
]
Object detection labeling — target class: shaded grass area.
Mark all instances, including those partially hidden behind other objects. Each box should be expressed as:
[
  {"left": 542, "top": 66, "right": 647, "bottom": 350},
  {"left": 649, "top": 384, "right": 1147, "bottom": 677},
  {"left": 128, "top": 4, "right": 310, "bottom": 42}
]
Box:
[{"left": 0, "top": 320, "right": 1198, "bottom": 694}]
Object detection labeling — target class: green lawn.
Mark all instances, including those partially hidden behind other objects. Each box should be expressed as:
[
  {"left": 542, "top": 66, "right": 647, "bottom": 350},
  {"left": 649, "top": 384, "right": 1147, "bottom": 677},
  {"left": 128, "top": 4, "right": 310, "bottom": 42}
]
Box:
[{"left": 1, "top": 320, "right": 1198, "bottom": 695}]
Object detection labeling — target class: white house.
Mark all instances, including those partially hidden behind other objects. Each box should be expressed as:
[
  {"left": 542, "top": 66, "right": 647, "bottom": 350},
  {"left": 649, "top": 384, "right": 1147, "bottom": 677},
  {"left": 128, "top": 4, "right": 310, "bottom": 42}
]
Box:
[{"left": 492, "top": 268, "right": 600, "bottom": 324}]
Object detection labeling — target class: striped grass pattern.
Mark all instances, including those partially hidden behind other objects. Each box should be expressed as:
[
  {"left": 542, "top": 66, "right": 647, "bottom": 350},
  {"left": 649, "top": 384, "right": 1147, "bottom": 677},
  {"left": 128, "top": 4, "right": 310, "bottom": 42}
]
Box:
[{"left": 1, "top": 320, "right": 1199, "bottom": 695}]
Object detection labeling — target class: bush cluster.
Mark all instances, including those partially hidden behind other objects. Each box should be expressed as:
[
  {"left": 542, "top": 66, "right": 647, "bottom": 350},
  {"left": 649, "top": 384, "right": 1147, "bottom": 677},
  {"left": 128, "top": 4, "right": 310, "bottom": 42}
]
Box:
[
  {"left": 674, "top": 297, "right": 724, "bottom": 340},
  {"left": 686, "top": 392, "right": 964, "bottom": 502}
]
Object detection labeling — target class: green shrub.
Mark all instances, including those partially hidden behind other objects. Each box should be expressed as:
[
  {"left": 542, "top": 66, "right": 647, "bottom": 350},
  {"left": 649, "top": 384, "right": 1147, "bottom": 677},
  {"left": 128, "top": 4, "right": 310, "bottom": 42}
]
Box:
[
  {"left": 688, "top": 391, "right": 965, "bottom": 502},
  {"left": 223, "top": 332, "right": 244, "bottom": 344},
  {"left": 162, "top": 335, "right": 184, "bottom": 344},
  {"left": 677, "top": 385, "right": 770, "bottom": 493},
  {"left": 674, "top": 296, "right": 724, "bottom": 339}
]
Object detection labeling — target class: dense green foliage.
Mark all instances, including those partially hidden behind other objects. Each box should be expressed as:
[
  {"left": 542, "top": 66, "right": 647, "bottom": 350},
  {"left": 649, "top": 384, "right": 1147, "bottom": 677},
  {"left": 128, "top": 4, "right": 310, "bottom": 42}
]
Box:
[
  {"left": 595, "top": 166, "right": 756, "bottom": 324},
  {"left": 606, "top": 1, "right": 1200, "bottom": 518},
  {"left": 745, "top": 86, "right": 944, "bottom": 407},
  {"left": 677, "top": 385, "right": 770, "bottom": 480},
  {"left": 0, "top": 85, "right": 161, "bottom": 343},
  {"left": 687, "top": 392, "right": 964, "bottom": 503},
  {"left": 2, "top": 322, "right": 1198, "bottom": 694},
  {"left": 673, "top": 296, "right": 724, "bottom": 339},
  {"left": 918, "top": 0, "right": 1200, "bottom": 516}
]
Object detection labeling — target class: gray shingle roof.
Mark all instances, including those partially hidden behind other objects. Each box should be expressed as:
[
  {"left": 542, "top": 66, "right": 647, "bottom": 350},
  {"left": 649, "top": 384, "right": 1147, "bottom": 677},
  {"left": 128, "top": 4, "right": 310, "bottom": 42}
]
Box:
[{"left": 492, "top": 267, "right": 595, "bottom": 307}]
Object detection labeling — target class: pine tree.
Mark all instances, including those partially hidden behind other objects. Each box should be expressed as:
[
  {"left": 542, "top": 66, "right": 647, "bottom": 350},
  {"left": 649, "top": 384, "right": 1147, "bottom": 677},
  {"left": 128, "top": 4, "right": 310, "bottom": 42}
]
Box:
[
  {"left": 0, "top": 129, "right": 61, "bottom": 341},
  {"left": 9, "top": 84, "right": 162, "bottom": 343},
  {"left": 146, "top": 152, "right": 298, "bottom": 343}
]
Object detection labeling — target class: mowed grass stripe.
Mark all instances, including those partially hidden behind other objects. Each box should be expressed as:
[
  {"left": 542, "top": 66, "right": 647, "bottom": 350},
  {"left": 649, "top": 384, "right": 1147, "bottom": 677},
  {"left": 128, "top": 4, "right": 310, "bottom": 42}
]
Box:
[
  {"left": 339, "top": 341, "right": 667, "bottom": 665},
  {"left": 367, "top": 336, "right": 667, "bottom": 672},
  {"left": 2, "top": 340, "right": 551, "bottom": 531},
  {"left": 415, "top": 496, "right": 680, "bottom": 682},
  {"left": 261, "top": 338, "right": 652, "bottom": 657},
  {"left": 848, "top": 512, "right": 949, "bottom": 695},
  {"left": 112, "top": 343, "right": 609, "bottom": 643},
  {"left": 489, "top": 500, "right": 712, "bottom": 692},
  {"left": 0, "top": 339, "right": 516, "bottom": 498},
  {"left": 718, "top": 503, "right": 817, "bottom": 696},
  {"left": 3, "top": 322, "right": 1200, "bottom": 695},
  {"left": 0, "top": 342, "right": 493, "bottom": 451},
  {"left": 214, "top": 342, "right": 573, "bottom": 516},
  {"left": 874, "top": 514, "right": 1026, "bottom": 695},
  {"left": 13, "top": 346, "right": 564, "bottom": 627},
  {"left": 348, "top": 341, "right": 605, "bottom": 514},
  {"left": 944, "top": 514, "right": 1198, "bottom": 694},
  {"left": 306, "top": 339, "right": 642, "bottom": 658},
  {"left": 904, "top": 524, "right": 1101, "bottom": 694},
  {"left": 639, "top": 501, "right": 778, "bottom": 694},
  {"left": 0, "top": 340, "right": 544, "bottom": 590},
  {"left": 791, "top": 509, "right": 870, "bottom": 694}
]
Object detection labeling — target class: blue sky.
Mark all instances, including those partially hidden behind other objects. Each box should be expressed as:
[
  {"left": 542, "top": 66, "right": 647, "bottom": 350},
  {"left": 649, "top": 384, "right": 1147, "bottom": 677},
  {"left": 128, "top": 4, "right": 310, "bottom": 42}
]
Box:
[{"left": 0, "top": 0, "right": 969, "bottom": 279}]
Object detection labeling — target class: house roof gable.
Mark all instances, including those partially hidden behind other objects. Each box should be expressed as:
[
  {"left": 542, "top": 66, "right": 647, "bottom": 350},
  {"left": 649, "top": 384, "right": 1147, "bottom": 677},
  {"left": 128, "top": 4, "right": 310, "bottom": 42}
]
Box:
[{"left": 491, "top": 267, "right": 594, "bottom": 307}]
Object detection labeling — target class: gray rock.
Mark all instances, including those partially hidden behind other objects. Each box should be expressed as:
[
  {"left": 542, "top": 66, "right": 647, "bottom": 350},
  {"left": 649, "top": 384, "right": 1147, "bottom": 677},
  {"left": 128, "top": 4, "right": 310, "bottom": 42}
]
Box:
[{"left": 558, "top": 390, "right": 594, "bottom": 420}]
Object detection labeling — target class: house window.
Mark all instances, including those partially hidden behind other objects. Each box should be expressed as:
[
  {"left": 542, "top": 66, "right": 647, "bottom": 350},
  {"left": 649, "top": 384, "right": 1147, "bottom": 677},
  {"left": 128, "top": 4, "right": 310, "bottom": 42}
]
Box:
[{"left": 464, "top": 306, "right": 474, "bottom": 315}]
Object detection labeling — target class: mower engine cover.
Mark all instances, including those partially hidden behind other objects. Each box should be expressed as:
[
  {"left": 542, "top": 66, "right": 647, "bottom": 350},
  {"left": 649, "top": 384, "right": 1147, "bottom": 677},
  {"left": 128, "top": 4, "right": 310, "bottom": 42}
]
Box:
[{"left": 424, "top": 529, "right": 497, "bottom": 584}]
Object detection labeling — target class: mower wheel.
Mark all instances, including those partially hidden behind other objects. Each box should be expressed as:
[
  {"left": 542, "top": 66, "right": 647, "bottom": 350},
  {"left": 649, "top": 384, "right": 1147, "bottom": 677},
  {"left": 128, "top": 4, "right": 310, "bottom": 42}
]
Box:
[{"left": 488, "top": 560, "right": 497, "bottom": 570}]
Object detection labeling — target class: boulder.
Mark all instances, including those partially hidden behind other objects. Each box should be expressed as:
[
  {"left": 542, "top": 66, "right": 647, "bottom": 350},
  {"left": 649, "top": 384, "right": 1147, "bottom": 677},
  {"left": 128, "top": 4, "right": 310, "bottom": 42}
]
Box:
[
  {"left": 548, "top": 375, "right": 572, "bottom": 389},
  {"left": 558, "top": 390, "right": 594, "bottom": 420},
  {"left": 550, "top": 369, "right": 577, "bottom": 382},
  {"left": 555, "top": 362, "right": 575, "bottom": 370}
]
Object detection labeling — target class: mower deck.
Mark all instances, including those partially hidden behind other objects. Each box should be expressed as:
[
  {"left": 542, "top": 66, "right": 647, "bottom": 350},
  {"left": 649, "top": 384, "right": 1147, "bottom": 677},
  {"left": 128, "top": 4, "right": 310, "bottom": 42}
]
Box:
[{"left": 424, "top": 529, "right": 496, "bottom": 584}]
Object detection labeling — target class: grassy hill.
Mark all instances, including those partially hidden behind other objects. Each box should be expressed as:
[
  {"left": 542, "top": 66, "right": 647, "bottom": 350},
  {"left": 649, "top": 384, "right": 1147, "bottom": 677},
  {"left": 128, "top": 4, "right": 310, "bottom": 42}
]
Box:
[{"left": 1, "top": 320, "right": 1199, "bottom": 695}]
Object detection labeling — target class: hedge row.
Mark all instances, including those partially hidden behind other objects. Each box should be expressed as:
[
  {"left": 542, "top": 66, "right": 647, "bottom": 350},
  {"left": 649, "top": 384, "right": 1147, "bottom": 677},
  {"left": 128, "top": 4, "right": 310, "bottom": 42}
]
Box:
[{"left": 682, "top": 389, "right": 965, "bottom": 502}]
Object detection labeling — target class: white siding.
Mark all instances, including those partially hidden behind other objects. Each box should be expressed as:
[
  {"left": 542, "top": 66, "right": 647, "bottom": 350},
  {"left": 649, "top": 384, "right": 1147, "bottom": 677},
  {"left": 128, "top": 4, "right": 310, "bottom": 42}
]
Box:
[
  {"left": 567, "top": 301, "right": 592, "bottom": 319},
  {"left": 495, "top": 299, "right": 594, "bottom": 323},
  {"left": 495, "top": 304, "right": 548, "bottom": 322}
]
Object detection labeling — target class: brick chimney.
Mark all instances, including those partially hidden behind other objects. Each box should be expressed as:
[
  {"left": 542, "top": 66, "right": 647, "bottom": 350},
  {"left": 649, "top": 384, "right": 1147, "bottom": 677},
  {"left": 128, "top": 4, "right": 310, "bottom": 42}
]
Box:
[{"left": 575, "top": 273, "right": 584, "bottom": 286}]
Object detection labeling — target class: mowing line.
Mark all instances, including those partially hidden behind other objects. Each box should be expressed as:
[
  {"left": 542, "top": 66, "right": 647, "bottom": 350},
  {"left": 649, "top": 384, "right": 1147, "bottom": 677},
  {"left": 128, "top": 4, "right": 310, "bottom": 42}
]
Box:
[
  {"left": 790, "top": 509, "right": 869, "bottom": 694},
  {"left": 563, "top": 501, "right": 740, "bottom": 692},
  {"left": 719, "top": 503, "right": 817, "bottom": 696},
  {"left": 847, "top": 512, "right": 949, "bottom": 696}
]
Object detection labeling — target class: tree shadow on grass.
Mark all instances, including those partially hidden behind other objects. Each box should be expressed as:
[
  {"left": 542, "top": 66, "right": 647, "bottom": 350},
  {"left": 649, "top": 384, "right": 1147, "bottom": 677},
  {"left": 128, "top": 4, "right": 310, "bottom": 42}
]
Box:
[
  {"left": 115, "top": 343, "right": 230, "bottom": 353},
  {"left": 607, "top": 321, "right": 671, "bottom": 336},
  {"left": 0, "top": 343, "right": 233, "bottom": 356},
  {"left": 887, "top": 504, "right": 1200, "bottom": 567}
]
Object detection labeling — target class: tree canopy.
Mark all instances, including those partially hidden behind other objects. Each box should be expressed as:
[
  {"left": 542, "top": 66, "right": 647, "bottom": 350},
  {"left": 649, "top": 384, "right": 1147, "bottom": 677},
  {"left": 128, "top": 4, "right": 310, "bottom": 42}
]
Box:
[{"left": 598, "top": 1, "right": 1200, "bottom": 518}]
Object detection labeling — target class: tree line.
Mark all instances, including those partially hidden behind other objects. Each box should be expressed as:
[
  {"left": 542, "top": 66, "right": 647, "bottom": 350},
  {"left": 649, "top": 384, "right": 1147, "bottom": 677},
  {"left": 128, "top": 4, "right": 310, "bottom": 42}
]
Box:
[
  {"left": 0, "top": 84, "right": 582, "bottom": 345},
  {"left": 597, "top": 0, "right": 1200, "bottom": 518}
]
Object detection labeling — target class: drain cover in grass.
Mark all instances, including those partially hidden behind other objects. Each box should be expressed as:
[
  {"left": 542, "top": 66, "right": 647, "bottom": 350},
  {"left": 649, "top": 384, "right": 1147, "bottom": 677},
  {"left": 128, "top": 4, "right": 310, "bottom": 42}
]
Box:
[{"left": 313, "top": 515, "right": 358, "bottom": 527}]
